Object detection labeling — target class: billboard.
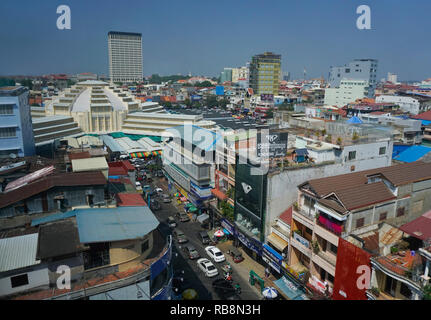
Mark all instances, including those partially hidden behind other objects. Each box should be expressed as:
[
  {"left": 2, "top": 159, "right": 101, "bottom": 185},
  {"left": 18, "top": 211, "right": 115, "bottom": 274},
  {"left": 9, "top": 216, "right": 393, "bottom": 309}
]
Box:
[
  {"left": 332, "top": 238, "right": 373, "bottom": 300},
  {"left": 261, "top": 94, "right": 274, "bottom": 101},
  {"left": 191, "top": 95, "right": 202, "bottom": 101},
  {"left": 256, "top": 131, "right": 288, "bottom": 158},
  {"left": 215, "top": 85, "right": 225, "bottom": 95}
]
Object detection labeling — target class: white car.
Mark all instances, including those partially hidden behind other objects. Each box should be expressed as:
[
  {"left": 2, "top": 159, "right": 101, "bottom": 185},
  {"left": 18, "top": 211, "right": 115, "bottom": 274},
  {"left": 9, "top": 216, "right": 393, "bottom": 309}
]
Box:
[
  {"left": 205, "top": 246, "right": 225, "bottom": 263},
  {"left": 197, "top": 258, "right": 219, "bottom": 277}
]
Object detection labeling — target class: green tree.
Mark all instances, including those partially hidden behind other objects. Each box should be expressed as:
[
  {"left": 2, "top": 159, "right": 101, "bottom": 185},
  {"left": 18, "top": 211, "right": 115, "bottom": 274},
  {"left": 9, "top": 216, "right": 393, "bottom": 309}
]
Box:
[
  {"left": 424, "top": 285, "right": 431, "bottom": 300},
  {"left": 0, "top": 78, "right": 16, "bottom": 87},
  {"left": 19, "top": 79, "right": 33, "bottom": 90}
]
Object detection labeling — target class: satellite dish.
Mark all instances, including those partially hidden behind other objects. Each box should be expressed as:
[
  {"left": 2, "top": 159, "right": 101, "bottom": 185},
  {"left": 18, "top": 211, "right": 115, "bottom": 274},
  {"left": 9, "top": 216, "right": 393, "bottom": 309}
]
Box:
[{"left": 9, "top": 153, "right": 17, "bottom": 159}]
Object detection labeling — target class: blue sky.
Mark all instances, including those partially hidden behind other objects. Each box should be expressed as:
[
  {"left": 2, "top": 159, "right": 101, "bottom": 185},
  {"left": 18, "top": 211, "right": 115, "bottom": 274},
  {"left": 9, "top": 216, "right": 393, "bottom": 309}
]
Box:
[{"left": 0, "top": 0, "right": 430, "bottom": 80}]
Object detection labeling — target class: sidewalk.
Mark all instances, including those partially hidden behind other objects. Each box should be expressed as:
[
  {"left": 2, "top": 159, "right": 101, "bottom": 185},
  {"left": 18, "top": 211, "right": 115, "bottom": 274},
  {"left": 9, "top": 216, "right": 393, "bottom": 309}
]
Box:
[{"left": 216, "top": 240, "right": 289, "bottom": 300}]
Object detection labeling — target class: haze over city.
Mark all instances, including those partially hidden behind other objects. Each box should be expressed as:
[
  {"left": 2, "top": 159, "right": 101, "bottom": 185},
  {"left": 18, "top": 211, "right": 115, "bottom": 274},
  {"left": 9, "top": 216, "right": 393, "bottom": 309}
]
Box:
[{"left": 1, "top": 0, "right": 431, "bottom": 80}]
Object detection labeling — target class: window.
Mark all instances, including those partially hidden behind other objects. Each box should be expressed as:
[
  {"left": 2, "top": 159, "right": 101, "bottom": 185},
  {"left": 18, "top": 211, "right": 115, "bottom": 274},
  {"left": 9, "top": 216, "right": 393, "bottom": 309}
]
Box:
[
  {"left": 379, "top": 212, "right": 387, "bottom": 221},
  {"left": 141, "top": 240, "right": 149, "bottom": 253},
  {"left": 0, "top": 127, "right": 17, "bottom": 138},
  {"left": 0, "top": 104, "right": 14, "bottom": 115},
  {"left": 356, "top": 217, "right": 365, "bottom": 228},
  {"left": 11, "top": 274, "right": 29, "bottom": 288},
  {"left": 329, "top": 243, "right": 338, "bottom": 254},
  {"left": 379, "top": 147, "right": 386, "bottom": 155},
  {"left": 397, "top": 207, "right": 405, "bottom": 217},
  {"left": 348, "top": 151, "right": 356, "bottom": 161},
  {"left": 400, "top": 282, "right": 412, "bottom": 298}
]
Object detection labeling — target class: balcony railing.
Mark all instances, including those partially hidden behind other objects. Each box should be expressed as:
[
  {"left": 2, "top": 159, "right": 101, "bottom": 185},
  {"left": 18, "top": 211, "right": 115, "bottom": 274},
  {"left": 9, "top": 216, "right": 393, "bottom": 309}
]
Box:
[
  {"left": 293, "top": 206, "right": 315, "bottom": 222},
  {"left": 316, "top": 215, "right": 343, "bottom": 236},
  {"left": 292, "top": 232, "right": 311, "bottom": 249}
]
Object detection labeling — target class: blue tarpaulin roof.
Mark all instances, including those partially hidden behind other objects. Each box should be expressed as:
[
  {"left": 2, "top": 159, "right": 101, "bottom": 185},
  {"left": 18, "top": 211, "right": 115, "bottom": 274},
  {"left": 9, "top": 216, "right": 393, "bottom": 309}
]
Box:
[
  {"left": 76, "top": 206, "right": 159, "bottom": 243},
  {"left": 347, "top": 116, "right": 363, "bottom": 124},
  {"left": 31, "top": 211, "right": 77, "bottom": 226},
  {"left": 263, "top": 244, "right": 283, "bottom": 261},
  {"left": 393, "top": 145, "right": 431, "bottom": 163}
]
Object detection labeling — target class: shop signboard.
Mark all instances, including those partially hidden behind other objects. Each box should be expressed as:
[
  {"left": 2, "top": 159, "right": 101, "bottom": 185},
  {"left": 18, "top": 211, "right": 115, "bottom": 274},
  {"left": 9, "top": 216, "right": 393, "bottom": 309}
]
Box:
[{"left": 256, "top": 131, "right": 288, "bottom": 158}]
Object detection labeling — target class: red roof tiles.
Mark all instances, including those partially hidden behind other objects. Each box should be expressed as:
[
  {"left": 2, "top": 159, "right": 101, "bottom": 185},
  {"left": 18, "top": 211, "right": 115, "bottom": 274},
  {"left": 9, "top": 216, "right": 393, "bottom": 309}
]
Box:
[
  {"left": 279, "top": 207, "right": 293, "bottom": 225},
  {"left": 116, "top": 193, "right": 147, "bottom": 207}
]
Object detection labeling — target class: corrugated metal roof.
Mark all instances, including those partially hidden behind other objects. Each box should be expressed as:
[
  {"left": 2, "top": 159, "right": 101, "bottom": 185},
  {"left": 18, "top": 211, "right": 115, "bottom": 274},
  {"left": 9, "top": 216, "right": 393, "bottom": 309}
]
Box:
[
  {"left": 0, "top": 233, "right": 40, "bottom": 272},
  {"left": 71, "top": 157, "right": 108, "bottom": 172},
  {"left": 31, "top": 210, "right": 77, "bottom": 227},
  {"left": 100, "top": 135, "right": 125, "bottom": 153},
  {"left": 76, "top": 207, "right": 159, "bottom": 243}
]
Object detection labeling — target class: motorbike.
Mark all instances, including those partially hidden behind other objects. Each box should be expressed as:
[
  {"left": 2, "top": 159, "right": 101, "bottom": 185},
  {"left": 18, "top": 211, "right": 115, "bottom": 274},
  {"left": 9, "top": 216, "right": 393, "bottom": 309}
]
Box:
[{"left": 221, "top": 262, "right": 232, "bottom": 274}]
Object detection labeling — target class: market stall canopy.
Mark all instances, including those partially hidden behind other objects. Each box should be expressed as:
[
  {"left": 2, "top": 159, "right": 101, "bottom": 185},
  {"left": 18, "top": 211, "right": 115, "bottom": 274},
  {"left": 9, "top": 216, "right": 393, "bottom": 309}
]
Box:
[{"left": 196, "top": 214, "right": 209, "bottom": 224}]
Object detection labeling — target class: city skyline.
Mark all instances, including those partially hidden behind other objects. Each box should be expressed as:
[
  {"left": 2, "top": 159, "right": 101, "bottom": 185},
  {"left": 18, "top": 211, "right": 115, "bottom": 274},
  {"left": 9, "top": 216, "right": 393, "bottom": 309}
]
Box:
[{"left": 0, "top": 1, "right": 430, "bottom": 81}]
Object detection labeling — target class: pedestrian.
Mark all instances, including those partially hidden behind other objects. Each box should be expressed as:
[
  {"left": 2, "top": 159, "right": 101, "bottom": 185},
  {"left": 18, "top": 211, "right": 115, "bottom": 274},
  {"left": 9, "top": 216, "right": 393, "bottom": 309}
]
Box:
[{"left": 265, "top": 267, "right": 270, "bottom": 279}]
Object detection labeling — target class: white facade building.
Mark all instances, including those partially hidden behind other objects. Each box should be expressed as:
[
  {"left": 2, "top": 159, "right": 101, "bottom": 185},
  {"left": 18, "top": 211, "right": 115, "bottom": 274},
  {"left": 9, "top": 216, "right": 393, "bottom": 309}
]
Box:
[
  {"left": 387, "top": 72, "right": 398, "bottom": 84},
  {"left": 375, "top": 95, "right": 420, "bottom": 115},
  {"left": 324, "top": 79, "right": 369, "bottom": 107},
  {"left": 108, "top": 32, "right": 143, "bottom": 83},
  {"left": 232, "top": 66, "right": 249, "bottom": 83}
]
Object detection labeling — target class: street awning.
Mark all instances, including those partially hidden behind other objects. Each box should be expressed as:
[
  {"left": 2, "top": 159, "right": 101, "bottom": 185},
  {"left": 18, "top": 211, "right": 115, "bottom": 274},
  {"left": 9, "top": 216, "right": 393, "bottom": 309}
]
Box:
[
  {"left": 267, "top": 233, "right": 289, "bottom": 252},
  {"left": 273, "top": 277, "right": 308, "bottom": 300}
]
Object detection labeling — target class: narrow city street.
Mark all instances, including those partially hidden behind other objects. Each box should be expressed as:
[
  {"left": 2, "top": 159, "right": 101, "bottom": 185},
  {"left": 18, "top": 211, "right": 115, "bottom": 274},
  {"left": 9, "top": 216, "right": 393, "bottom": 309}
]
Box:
[{"left": 148, "top": 175, "right": 261, "bottom": 300}]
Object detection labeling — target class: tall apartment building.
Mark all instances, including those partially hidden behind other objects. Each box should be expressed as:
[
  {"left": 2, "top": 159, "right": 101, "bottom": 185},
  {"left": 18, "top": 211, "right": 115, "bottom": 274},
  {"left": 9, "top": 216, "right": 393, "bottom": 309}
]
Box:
[
  {"left": 0, "top": 86, "right": 35, "bottom": 158},
  {"left": 249, "top": 52, "right": 281, "bottom": 95},
  {"left": 108, "top": 31, "right": 143, "bottom": 83},
  {"left": 328, "top": 59, "right": 378, "bottom": 97}
]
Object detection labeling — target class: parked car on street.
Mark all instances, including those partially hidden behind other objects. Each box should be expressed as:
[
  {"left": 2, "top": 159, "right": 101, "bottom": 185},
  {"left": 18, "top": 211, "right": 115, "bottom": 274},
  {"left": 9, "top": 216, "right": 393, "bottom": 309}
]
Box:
[
  {"left": 161, "top": 194, "right": 171, "bottom": 203},
  {"left": 227, "top": 246, "right": 244, "bottom": 263},
  {"left": 198, "top": 231, "right": 210, "bottom": 244},
  {"left": 205, "top": 246, "right": 225, "bottom": 263},
  {"left": 197, "top": 258, "right": 218, "bottom": 278},
  {"left": 183, "top": 244, "right": 200, "bottom": 260},
  {"left": 149, "top": 199, "right": 161, "bottom": 211},
  {"left": 166, "top": 216, "right": 176, "bottom": 228},
  {"left": 176, "top": 211, "right": 190, "bottom": 222},
  {"left": 173, "top": 229, "right": 188, "bottom": 244}
]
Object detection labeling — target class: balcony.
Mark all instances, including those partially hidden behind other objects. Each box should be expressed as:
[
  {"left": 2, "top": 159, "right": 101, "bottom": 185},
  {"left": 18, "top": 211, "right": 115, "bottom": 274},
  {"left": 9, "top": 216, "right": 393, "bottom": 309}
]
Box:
[
  {"left": 312, "top": 251, "right": 336, "bottom": 276},
  {"left": 292, "top": 207, "right": 315, "bottom": 230},
  {"left": 290, "top": 231, "right": 312, "bottom": 258},
  {"left": 316, "top": 215, "right": 344, "bottom": 237}
]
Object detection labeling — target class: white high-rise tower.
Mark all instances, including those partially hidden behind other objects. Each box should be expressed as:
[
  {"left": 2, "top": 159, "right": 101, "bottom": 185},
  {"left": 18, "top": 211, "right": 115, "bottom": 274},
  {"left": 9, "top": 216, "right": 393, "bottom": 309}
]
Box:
[{"left": 108, "top": 31, "right": 143, "bottom": 83}]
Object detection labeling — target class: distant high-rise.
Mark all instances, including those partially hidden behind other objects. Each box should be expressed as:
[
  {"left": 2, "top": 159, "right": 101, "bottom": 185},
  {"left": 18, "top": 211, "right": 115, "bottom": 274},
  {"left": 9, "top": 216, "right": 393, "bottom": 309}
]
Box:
[
  {"left": 108, "top": 31, "right": 143, "bottom": 83},
  {"left": 220, "top": 68, "right": 233, "bottom": 83},
  {"left": 328, "top": 59, "right": 378, "bottom": 97},
  {"left": 387, "top": 72, "right": 398, "bottom": 84},
  {"left": 249, "top": 52, "right": 281, "bottom": 95},
  {"left": 0, "top": 86, "right": 35, "bottom": 158}
]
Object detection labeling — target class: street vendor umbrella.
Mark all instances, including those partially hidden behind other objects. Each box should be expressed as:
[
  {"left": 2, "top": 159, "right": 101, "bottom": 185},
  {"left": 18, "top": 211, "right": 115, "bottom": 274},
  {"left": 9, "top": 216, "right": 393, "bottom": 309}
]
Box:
[
  {"left": 182, "top": 289, "right": 198, "bottom": 300},
  {"left": 214, "top": 229, "right": 225, "bottom": 237},
  {"left": 262, "top": 287, "right": 278, "bottom": 299},
  {"left": 188, "top": 206, "right": 198, "bottom": 213},
  {"left": 180, "top": 197, "right": 187, "bottom": 202}
]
